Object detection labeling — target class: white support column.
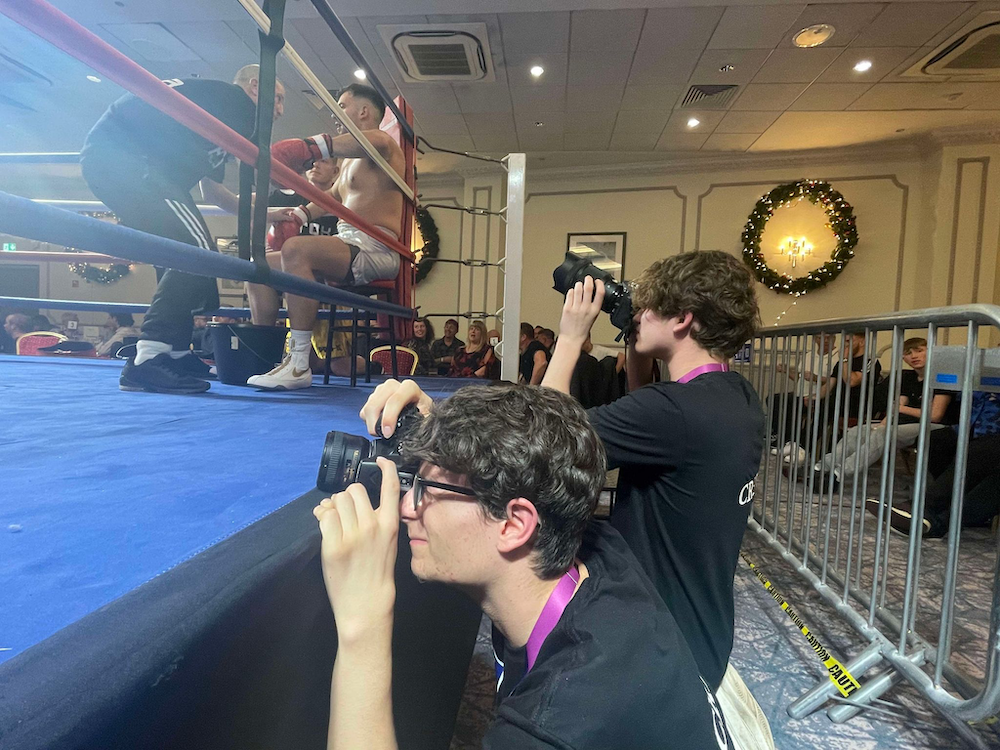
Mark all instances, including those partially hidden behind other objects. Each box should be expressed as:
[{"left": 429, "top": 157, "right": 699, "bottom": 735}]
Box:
[{"left": 498, "top": 154, "right": 525, "bottom": 383}]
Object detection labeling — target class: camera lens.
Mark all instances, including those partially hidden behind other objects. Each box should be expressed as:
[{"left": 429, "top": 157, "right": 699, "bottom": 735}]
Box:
[
  {"left": 552, "top": 251, "right": 635, "bottom": 337},
  {"left": 317, "top": 431, "right": 372, "bottom": 493}
]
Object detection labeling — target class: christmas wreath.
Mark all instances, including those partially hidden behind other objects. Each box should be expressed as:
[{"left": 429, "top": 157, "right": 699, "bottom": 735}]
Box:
[
  {"left": 741, "top": 179, "right": 858, "bottom": 296},
  {"left": 68, "top": 210, "right": 133, "bottom": 285},
  {"left": 414, "top": 206, "right": 440, "bottom": 284}
]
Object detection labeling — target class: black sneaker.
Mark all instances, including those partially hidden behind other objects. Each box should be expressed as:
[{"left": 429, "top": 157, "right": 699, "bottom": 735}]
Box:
[
  {"left": 168, "top": 353, "right": 215, "bottom": 380},
  {"left": 812, "top": 469, "right": 840, "bottom": 494},
  {"left": 864, "top": 498, "right": 930, "bottom": 536},
  {"left": 120, "top": 354, "right": 210, "bottom": 394}
]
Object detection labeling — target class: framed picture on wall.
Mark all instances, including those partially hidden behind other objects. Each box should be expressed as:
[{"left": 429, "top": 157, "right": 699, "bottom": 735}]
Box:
[{"left": 566, "top": 232, "right": 627, "bottom": 281}]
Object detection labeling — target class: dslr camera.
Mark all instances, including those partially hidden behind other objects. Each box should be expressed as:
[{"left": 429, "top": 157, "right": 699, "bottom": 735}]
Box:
[
  {"left": 316, "top": 404, "right": 422, "bottom": 502},
  {"left": 552, "top": 251, "right": 634, "bottom": 341}
]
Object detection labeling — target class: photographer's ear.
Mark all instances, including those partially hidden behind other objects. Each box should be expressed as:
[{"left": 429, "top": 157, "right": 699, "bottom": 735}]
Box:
[
  {"left": 496, "top": 497, "right": 541, "bottom": 555},
  {"left": 671, "top": 311, "right": 696, "bottom": 338}
]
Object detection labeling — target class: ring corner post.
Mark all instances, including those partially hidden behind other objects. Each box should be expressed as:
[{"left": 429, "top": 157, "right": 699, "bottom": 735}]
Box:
[{"left": 500, "top": 153, "right": 525, "bottom": 384}]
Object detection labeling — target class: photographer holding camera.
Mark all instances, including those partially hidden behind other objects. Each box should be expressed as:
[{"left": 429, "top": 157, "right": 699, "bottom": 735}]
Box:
[
  {"left": 544, "top": 251, "right": 770, "bottom": 747},
  {"left": 316, "top": 385, "right": 734, "bottom": 749}
]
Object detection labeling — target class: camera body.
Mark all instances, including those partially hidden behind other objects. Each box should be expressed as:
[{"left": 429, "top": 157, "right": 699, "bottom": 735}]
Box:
[
  {"left": 317, "top": 404, "right": 422, "bottom": 502},
  {"left": 552, "top": 251, "right": 634, "bottom": 340}
]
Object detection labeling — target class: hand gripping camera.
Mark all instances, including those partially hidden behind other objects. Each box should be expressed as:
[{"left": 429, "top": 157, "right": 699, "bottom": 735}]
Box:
[{"left": 552, "top": 252, "right": 634, "bottom": 341}]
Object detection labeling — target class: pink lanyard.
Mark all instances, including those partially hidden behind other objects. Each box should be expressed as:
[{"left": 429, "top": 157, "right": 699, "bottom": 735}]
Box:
[
  {"left": 675, "top": 362, "right": 729, "bottom": 384},
  {"left": 525, "top": 566, "right": 580, "bottom": 671}
]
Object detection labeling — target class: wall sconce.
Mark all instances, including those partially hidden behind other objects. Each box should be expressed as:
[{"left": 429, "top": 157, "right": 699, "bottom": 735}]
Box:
[{"left": 778, "top": 236, "right": 813, "bottom": 268}]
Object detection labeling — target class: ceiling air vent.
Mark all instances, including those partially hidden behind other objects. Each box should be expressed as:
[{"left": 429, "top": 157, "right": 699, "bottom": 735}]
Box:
[
  {"left": 377, "top": 23, "right": 494, "bottom": 83},
  {"left": 680, "top": 84, "right": 739, "bottom": 109},
  {"left": 903, "top": 12, "right": 1000, "bottom": 78}
]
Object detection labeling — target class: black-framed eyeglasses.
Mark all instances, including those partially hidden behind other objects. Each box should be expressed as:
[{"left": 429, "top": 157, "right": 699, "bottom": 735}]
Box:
[{"left": 412, "top": 474, "right": 477, "bottom": 510}]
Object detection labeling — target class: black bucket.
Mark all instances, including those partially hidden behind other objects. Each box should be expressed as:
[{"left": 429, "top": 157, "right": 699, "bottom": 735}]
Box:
[{"left": 208, "top": 323, "right": 288, "bottom": 386}]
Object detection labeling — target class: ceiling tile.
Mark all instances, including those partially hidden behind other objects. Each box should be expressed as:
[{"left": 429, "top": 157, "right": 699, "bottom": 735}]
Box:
[
  {"left": 413, "top": 112, "right": 470, "bottom": 135},
  {"left": 424, "top": 134, "right": 476, "bottom": 152},
  {"left": 453, "top": 82, "right": 513, "bottom": 114},
  {"left": 780, "top": 3, "right": 887, "bottom": 48},
  {"left": 788, "top": 83, "right": 871, "bottom": 110},
  {"left": 499, "top": 12, "right": 570, "bottom": 55},
  {"left": 702, "top": 133, "right": 759, "bottom": 151},
  {"left": 818, "top": 47, "right": 920, "bottom": 83},
  {"left": 165, "top": 22, "right": 255, "bottom": 63},
  {"left": 566, "top": 86, "right": 624, "bottom": 113},
  {"left": 847, "top": 82, "right": 979, "bottom": 110},
  {"left": 639, "top": 7, "right": 726, "bottom": 51},
  {"left": 689, "top": 49, "right": 771, "bottom": 85},
  {"left": 708, "top": 5, "right": 806, "bottom": 50},
  {"left": 514, "top": 111, "right": 567, "bottom": 131},
  {"left": 517, "top": 130, "right": 565, "bottom": 151},
  {"left": 564, "top": 110, "right": 620, "bottom": 133},
  {"left": 654, "top": 132, "right": 710, "bottom": 151},
  {"left": 752, "top": 48, "right": 842, "bottom": 83},
  {"left": 569, "top": 52, "right": 635, "bottom": 87},
  {"left": 614, "top": 109, "right": 671, "bottom": 132},
  {"left": 962, "top": 83, "right": 1000, "bottom": 109},
  {"left": 620, "top": 85, "right": 685, "bottom": 111},
  {"left": 662, "top": 111, "right": 725, "bottom": 133},
  {"left": 571, "top": 9, "right": 645, "bottom": 51},
  {"left": 716, "top": 110, "right": 782, "bottom": 134},
  {"left": 510, "top": 85, "right": 566, "bottom": 111},
  {"left": 464, "top": 111, "right": 516, "bottom": 135},
  {"left": 851, "top": 3, "right": 969, "bottom": 47},
  {"left": 627, "top": 46, "right": 702, "bottom": 86},
  {"left": 731, "top": 83, "right": 810, "bottom": 110},
  {"left": 470, "top": 133, "right": 519, "bottom": 152},
  {"left": 397, "top": 85, "right": 463, "bottom": 115},
  {"left": 610, "top": 130, "right": 661, "bottom": 151},
  {"left": 504, "top": 53, "right": 568, "bottom": 87},
  {"left": 564, "top": 131, "right": 613, "bottom": 150}
]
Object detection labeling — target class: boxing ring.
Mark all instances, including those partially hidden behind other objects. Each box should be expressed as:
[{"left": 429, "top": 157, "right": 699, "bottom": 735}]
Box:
[{"left": 0, "top": 0, "right": 527, "bottom": 747}]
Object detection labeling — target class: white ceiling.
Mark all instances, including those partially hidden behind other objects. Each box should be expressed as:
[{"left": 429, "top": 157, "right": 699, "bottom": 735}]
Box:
[{"left": 1, "top": 0, "right": 999, "bottom": 183}]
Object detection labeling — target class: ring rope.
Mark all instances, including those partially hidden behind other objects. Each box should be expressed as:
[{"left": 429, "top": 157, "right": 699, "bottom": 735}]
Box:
[
  {"left": 0, "top": 0, "right": 412, "bottom": 262},
  {"left": 0, "top": 192, "right": 414, "bottom": 319},
  {"left": 235, "top": 0, "right": 414, "bottom": 201},
  {"left": 0, "top": 296, "right": 354, "bottom": 321}
]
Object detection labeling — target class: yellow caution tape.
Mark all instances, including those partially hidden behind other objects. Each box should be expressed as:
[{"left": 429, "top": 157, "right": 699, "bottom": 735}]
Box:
[{"left": 741, "top": 552, "right": 861, "bottom": 698}]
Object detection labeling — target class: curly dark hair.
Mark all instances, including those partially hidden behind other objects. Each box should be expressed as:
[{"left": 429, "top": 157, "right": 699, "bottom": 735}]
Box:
[
  {"left": 413, "top": 316, "right": 435, "bottom": 343},
  {"left": 631, "top": 250, "right": 760, "bottom": 359},
  {"left": 402, "top": 384, "right": 606, "bottom": 578}
]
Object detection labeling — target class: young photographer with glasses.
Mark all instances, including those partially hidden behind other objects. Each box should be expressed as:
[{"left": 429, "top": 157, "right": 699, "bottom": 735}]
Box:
[{"left": 315, "top": 385, "right": 733, "bottom": 749}]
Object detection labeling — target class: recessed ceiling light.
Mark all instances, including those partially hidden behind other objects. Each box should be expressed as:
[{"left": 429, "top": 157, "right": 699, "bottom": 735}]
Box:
[
  {"left": 353, "top": 69, "right": 366, "bottom": 80},
  {"left": 530, "top": 65, "right": 544, "bottom": 78},
  {"left": 853, "top": 60, "right": 873, "bottom": 73},
  {"left": 687, "top": 117, "right": 701, "bottom": 128},
  {"left": 792, "top": 23, "right": 836, "bottom": 48},
  {"left": 534, "top": 121, "right": 545, "bottom": 127},
  {"left": 719, "top": 64, "right": 735, "bottom": 73},
  {"left": 86, "top": 75, "right": 101, "bottom": 83}
]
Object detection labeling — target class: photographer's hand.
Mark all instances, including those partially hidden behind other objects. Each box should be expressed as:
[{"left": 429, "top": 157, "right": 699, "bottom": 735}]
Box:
[
  {"left": 314, "top": 457, "right": 400, "bottom": 750},
  {"left": 360, "top": 379, "right": 433, "bottom": 438},
  {"left": 542, "top": 277, "right": 604, "bottom": 395}
]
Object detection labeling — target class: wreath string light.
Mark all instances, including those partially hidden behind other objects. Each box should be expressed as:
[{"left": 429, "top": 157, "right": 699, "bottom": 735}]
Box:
[
  {"left": 414, "top": 206, "right": 440, "bottom": 284},
  {"left": 68, "top": 210, "right": 133, "bottom": 285},
  {"left": 741, "top": 179, "right": 858, "bottom": 296}
]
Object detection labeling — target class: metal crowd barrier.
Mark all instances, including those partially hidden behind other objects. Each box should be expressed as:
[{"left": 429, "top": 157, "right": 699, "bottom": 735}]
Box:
[{"left": 731, "top": 305, "right": 1000, "bottom": 749}]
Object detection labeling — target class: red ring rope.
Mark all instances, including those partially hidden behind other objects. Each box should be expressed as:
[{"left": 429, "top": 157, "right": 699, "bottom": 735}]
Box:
[{"left": 0, "top": 0, "right": 414, "bottom": 262}]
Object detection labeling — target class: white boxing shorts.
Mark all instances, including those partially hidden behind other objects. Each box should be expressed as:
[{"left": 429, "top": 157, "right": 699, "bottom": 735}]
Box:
[{"left": 337, "top": 223, "right": 400, "bottom": 286}]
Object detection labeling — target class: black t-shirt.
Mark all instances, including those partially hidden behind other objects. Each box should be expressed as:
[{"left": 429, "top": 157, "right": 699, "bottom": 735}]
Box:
[
  {"left": 830, "top": 354, "right": 882, "bottom": 417},
  {"left": 268, "top": 189, "right": 339, "bottom": 236},
  {"left": 485, "top": 521, "right": 733, "bottom": 750},
  {"left": 586, "top": 371, "right": 763, "bottom": 690},
  {"left": 520, "top": 340, "right": 551, "bottom": 383},
  {"left": 83, "top": 78, "right": 257, "bottom": 190},
  {"left": 895, "top": 369, "right": 948, "bottom": 425}
]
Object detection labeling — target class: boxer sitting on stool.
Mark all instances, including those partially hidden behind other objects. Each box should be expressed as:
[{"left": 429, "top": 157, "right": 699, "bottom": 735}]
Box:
[{"left": 247, "top": 83, "right": 405, "bottom": 390}]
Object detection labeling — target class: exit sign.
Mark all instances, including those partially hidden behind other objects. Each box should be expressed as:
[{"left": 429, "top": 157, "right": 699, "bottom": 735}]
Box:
[{"left": 1, "top": 242, "right": 15, "bottom": 252}]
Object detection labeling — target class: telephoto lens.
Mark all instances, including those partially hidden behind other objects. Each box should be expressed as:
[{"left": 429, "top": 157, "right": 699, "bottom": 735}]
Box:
[
  {"left": 552, "top": 251, "right": 635, "bottom": 340},
  {"left": 316, "top": 404, "right": 422, "bottom": 502}
]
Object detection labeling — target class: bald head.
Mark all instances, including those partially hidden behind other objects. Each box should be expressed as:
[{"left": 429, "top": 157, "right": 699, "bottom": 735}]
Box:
[{"left": 233, "top": 64, "right": 285, "bottom": 121}]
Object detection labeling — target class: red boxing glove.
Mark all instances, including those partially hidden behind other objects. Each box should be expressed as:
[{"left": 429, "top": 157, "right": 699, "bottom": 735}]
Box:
[
  {"left": 266, "top": 206, "right": 309, "bottom": 253},
  {"left": 270, "top": 134, "right": 334, "bottom": 173}
]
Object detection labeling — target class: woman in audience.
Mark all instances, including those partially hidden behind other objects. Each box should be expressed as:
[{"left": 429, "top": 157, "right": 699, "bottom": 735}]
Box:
[
  {"left": 405, "top": 316, "right": 435, "bottom": 376},
  {"left": 448, "top": 320, "right": 495, "bottom": 379}
]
